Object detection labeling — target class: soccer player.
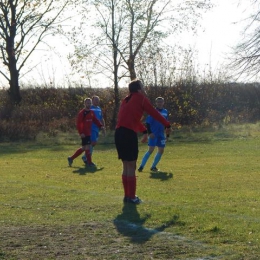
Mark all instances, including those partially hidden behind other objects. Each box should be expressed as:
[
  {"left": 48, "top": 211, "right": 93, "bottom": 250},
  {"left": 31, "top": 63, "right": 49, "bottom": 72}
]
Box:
[
  {"left": 82, "top": 95, "right": 106, "bottom": 164},
  {"left": 115, "top": 79, "right": 171, "bottom": 204},
  {"left": 68, "top": 98, "right": 103, "bottom": 167},
  {"left": 138, "top": 97, "right": 169, "bottom": 172}
]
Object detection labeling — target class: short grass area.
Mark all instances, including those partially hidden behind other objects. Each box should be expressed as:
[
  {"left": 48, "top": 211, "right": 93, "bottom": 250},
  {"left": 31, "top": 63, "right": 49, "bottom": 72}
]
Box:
[{"left": 0, "top": 123, "right": 259, "bottom": 259}]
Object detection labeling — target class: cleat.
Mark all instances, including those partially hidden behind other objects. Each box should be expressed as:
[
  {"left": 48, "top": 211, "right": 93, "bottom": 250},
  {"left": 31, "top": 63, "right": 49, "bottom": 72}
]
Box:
[
  {"left": 150, "top": 167, "right": 158, "bottom": 172},
  {"left": 138, "top": 166, "right": 143, "bottom": 172},
  {"left": 124, "top": 196, "right": 142, "bottom": 204},
  {"left": 68, "top": 157, "right": 73, "bottom": 167},
  {"left": 88, "top": 162, "right": 96, "bottom": 167}
]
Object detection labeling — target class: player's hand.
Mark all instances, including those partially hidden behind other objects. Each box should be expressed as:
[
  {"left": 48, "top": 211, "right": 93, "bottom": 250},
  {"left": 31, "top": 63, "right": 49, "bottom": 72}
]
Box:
[
  {"left": 141, "top": 133, "right": 148, "bottom": 143},
  {"left": 80, "top": 133, "right": 85, "bottom": 138},
  {"left": 149, "top": 133, "right": 155, "bottom": 139},
  {"left": 165, "top": 127, "right": 171, "bottom": 136}
]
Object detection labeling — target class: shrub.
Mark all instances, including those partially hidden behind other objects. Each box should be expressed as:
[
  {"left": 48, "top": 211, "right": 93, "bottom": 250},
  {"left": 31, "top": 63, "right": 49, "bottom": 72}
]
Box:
[{"left": 0, "top": 82, "right": 259, "bottom": 141}]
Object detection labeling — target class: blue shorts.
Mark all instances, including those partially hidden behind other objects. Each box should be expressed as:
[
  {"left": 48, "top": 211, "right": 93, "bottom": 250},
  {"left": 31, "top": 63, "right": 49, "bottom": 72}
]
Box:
[
  {"left": 91, "top": 130, "right": 99, "bottom": 143},
  {"left": 148, "top": 136, "right": 166, "bottom": 148}
]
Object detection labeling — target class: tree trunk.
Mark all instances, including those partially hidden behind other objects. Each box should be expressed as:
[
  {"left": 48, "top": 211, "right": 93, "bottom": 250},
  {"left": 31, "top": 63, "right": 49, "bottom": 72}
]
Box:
[
  {"left": 8, "top": 66, "right": 21, "bottom": 105},
  {"left": 111, "top": 42, "right": 120, "bottom": 128},
  {"left": 127, "top": 55, "right": 137, "bottom": 80},
  {"left": 7, "top": 2, "right": 21, "bottom": 104},
  {"left": 112, "top": 80, "right": 120, "bottom": 129}
]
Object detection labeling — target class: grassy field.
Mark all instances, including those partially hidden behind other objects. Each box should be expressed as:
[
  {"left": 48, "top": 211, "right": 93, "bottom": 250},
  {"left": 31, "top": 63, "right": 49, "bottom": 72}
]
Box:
[{"left": 0, "top": 124, "right": 259, "bottom": 259}]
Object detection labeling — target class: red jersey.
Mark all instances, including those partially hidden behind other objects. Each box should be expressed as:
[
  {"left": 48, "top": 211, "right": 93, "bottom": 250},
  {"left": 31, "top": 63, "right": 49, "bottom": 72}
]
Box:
[
  {"left": 116, "top": 92, "right": 170, "bottom": 133},
  {"left": 77, "top": 109, "right": 102, "bottom": 136}
]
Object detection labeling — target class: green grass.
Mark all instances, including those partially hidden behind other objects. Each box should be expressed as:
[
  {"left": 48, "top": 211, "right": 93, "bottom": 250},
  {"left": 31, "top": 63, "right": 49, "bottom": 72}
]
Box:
[{"left": 0, "top": 124, "right": 260, "bottom": 259}]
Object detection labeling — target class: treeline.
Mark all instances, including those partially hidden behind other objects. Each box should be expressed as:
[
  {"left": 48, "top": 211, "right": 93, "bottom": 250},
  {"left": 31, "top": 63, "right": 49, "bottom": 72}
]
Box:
[{"left": 0, "top": 82, "right": 259, "bottom": 141}]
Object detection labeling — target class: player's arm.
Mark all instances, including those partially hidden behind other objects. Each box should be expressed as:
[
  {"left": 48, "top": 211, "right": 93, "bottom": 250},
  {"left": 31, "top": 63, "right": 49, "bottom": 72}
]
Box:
[
  {"left": 76, "top": 111, "right": 84, "bottom": 137},
  {"left": 143, "top": 97, "right": 171, "bottom": 128},
  {"left": 137, "top": 121, "right": 148, "bottom": 143}
]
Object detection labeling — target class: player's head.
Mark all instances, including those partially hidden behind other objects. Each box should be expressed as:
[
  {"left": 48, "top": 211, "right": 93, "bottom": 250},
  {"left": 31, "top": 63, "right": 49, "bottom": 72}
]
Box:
[
  {"left": 128, "top": 79, "right": 144, "bottom": 93},
  {"left": 92, "top": 95, "right": 100, "bottom": 106},
  {"left": 84, "top": 98, "right": 92, "bottom": 109},
  {"left": 155, "top": 97, "right": 164, "bottom": 109}
]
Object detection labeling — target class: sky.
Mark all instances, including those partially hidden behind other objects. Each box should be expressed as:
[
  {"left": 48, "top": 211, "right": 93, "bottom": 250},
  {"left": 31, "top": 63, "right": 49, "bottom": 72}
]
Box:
[
  {"left": 187, "top": 0, "right": 249, "bottom": 71},
  {"left": 0, "top": 0, "right": 254, "bottom": 88}
]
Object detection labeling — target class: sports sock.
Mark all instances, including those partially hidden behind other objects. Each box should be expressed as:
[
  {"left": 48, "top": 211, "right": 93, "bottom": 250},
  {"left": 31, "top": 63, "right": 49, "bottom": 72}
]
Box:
[
  {"left": 122, "top": 175, "right": 128, "bottom": 197},
  {"left": 127, "top": 176, "right": 136, "bottom": 199},
  {"left": 152, "top": 152, "right": 162, "bottom": 168},
  {"left": 90, "top": 145, "right": 93, "bottom": 155},
  {"left": 140, "top": 151, "right": 152, "bottom": 168},
  {"left": 71, "top": 148, "right": 83, "bottom": 159},
  {"left": 85, "top": 150, "right": 92, "bottom": 164}
]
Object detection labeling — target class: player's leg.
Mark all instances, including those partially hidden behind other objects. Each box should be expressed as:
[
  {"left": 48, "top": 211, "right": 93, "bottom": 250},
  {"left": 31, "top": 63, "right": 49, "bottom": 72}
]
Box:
[
  {"left": 68, "top": 137, "right": 88, "bottom": 166},
  {"left": 115, "top": 127, "right": 141, "bottom": 204},
  {"left": 90, "top": 130, "right": 99, "bottom": 154},
  {"left": 138, "top": 144, "right": 155, "bottom": 172},
  {"left": 84, "top": 144, "right": 95, "bottom": 166},
  {"left": 151, "top": 137, "right": 166, "bottom": 171},
  {"left": 82, "top": 131, "right": 98, "bottom": 163},
  {"left": 68, "top": 146, "right": 84, "bottom": 166},
  {"left": 123, "top": 160, "right": 140, "bottom": 202},
  {"left": 80, "top": 137, "right": 94, "bottom": 166}
]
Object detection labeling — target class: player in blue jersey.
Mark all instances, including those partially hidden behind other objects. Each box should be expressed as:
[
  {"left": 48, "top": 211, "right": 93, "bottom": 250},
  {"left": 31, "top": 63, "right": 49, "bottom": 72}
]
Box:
[
  {"left": 138, "top": 97, "right": 169, "bottom": 172},
  {"left": 82, "top": 95, "right": 106, "bottom": 165}
]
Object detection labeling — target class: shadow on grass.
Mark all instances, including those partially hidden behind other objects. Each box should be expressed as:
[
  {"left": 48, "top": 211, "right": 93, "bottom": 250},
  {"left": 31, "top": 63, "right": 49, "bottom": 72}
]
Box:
[
  {"left": 113, "top": 204, "right": 181, "bottom": 244},
  {"left": 72, "top": 166, "right": 104, "bottom": 175},
  {"left": 149, "top": 171, "right": 173, "bottom": 181}
]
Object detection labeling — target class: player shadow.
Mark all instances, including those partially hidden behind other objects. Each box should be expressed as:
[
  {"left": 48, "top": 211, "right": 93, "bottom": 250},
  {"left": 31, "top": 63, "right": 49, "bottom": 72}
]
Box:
[
  {"left": 149, "top": 171, "right": 173, "bottom": 181},
  {"left": 72, "top": 166, "right": 104, "bottom": 175},
  {"left": 113, "top": 203, "right": 177, "bottom": 244}
]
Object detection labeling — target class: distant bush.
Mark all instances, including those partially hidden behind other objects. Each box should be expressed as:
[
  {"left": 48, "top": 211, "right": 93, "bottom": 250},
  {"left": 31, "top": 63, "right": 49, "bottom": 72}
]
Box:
[{"left": 0, "top": 82, "right": 259, "bottom": 141}]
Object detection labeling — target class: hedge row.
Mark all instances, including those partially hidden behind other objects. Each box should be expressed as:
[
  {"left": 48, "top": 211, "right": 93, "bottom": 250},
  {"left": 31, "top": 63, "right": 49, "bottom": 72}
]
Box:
[{"left": 0, "top": 82, "right": 259, "bottom": 141}]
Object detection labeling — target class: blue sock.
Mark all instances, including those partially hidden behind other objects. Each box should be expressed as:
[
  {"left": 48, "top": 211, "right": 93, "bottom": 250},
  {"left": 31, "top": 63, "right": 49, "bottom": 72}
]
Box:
[
  {"left": 152, "top": 153, "right": 162, "bottom": 168},
  {"left": 140, "top": 151, "right": 152, "bottom": 168}
]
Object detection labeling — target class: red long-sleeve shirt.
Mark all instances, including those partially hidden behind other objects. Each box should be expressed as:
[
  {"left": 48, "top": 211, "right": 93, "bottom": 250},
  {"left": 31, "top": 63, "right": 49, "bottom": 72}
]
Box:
[
  {"left": 77, "top": 109, "right": 102, "bottom": 136},
  {"left": 116, "top": 92, "right": 170, "bottom": 133}
]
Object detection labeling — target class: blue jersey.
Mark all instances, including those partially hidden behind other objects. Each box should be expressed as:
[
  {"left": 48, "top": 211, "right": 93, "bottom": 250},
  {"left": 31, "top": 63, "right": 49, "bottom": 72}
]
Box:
[
  {"left": 91, "top": 105, "right": 103, "bottom": 132},
  {"left": 146, "top": 108, "right": 168, "bottom": 138}
]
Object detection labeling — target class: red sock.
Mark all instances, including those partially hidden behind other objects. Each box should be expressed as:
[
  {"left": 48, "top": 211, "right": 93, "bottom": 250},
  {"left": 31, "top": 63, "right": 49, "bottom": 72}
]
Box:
[
  {"left": 127, "top": 176, "right": 136, "bottom": 199},
  {"left": 85, "top": 150, "right": 92, "bottom": 164},
  {"left": 71, "top": 148, "right": 83, "bottom": 159},
  {"left": 122, "top": 175, "right": 128, "bottom": 197}
]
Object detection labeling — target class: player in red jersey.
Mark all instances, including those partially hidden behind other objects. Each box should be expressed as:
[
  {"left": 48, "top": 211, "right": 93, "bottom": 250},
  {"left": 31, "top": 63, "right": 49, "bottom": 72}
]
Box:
[
  {"left": 68, "top": 98, "right": 103, "bottom": 167},
  {"left": 115, "top": 79, "right": 171, "bottom": 204}
]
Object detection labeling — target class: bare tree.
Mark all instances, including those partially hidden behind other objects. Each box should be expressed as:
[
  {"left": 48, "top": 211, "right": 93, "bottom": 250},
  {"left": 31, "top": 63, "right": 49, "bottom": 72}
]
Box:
[
  {"left": 230, "top": 0, "right": 260, "bottom": 80},
  {"left": 0, "top": 0, "right": 71, "bottom": 104},
  {"left": 79, "top": 0, "right": 212, "bottom": 81},
  {"left": 69, "top": 0, "right": 212, "bottom": 127}
]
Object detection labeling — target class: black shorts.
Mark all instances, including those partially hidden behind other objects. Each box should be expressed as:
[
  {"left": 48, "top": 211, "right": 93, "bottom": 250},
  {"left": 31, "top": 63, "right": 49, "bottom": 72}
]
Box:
[
  {"left": 115, "top": 127, "right": 138, "bottom": 161},
  {"left": 81, "top": 136, "right": 91, "bottom": 146}
]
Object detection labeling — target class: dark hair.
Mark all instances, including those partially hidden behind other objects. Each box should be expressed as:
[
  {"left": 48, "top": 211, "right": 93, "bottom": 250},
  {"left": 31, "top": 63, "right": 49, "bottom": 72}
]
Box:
[{"left": 128, "top": 79, "right": 142, "bottom": 93}]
